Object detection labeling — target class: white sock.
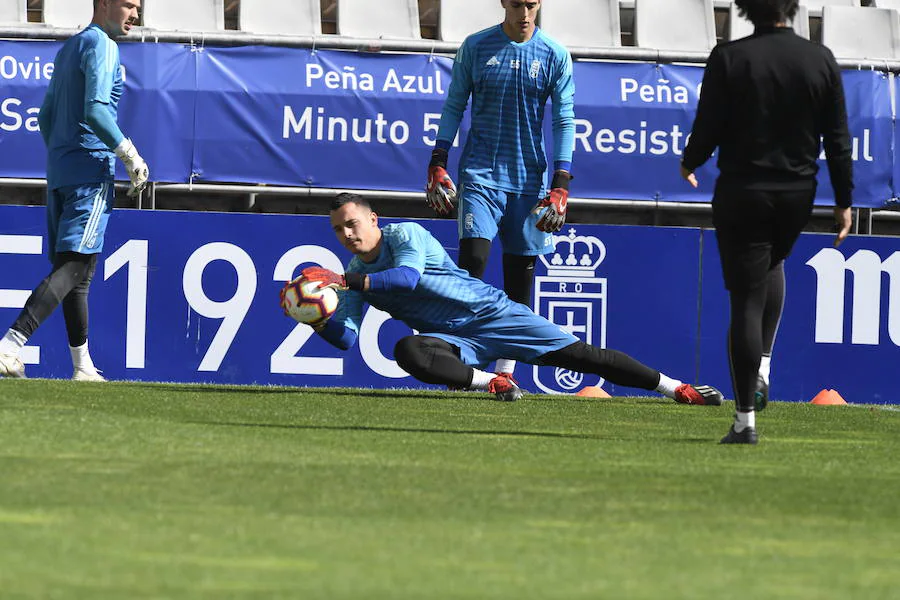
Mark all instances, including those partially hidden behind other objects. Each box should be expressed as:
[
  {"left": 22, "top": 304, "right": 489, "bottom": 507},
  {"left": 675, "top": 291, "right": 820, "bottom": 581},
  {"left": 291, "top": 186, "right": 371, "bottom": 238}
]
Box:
[
  {"left": 70, "top": 342, "right": 97, "bottom": 372},
  {"left": 0, "top": 329, "right": 27, "bottom": 356},
  {"left": 469, "top": 369, "right": 496, "bottom": 390},
  {"left": 759, "top": 354, "right": 771, "bottom": 385},
  {"left": 734, "top": 410, "right": 756, "bottom": 432},
  {"left": 495, "top": 358, "right": 516, "bottom": 374},
  {"left": 655, "top": 373, "right": 682, "bottom": 398}
]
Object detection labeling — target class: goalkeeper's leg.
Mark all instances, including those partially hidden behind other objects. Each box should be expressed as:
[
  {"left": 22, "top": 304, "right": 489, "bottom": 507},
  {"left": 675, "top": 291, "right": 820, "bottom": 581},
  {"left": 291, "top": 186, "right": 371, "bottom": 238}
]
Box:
[
  {"left": 502, "top": 253, "right": 537, "bottom": 307},
  {"left": 539, "top": 341, "right": 723, "bottom": 405},
  {"left": 61, "top": 254, "right": 104, "bottom": 380},
  {"left": 458, "top": 238, "right": 492, "bottom": 279},
  {"left": 9, "top": 252, "right": 97, "bottom": 342},
  {"left": 495, "top": 253, "right": 538, "bottom": 375},
  {"left": 539, "top": 341, "right": 661, "bottom": 389},
  {"left": 394, "top": 335, "right": 496, "bottom": 390}
]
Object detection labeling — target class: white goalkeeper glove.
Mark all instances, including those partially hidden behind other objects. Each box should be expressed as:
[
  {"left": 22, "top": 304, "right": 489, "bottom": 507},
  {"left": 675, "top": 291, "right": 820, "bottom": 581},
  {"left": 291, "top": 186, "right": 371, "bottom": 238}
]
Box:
[{"left": 114, "top": 138, "right": 150, "bottom": 197}]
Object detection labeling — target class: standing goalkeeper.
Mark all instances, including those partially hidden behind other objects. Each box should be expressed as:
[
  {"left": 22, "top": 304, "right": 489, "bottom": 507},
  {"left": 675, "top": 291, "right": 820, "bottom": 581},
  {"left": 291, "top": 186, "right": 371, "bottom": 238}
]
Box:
[
  {"left": 0, "top": 0, "right": 149, "bottom": 381},
  {"left": 425, "top": 0, "right": 575, "bottom": 379}
]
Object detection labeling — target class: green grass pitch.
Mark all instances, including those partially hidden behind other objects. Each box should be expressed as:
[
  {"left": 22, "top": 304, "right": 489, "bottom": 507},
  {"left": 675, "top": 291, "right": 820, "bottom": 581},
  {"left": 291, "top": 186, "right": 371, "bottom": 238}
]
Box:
[{"left": 1, "top": 379, "right": 898, "bottom": 599}]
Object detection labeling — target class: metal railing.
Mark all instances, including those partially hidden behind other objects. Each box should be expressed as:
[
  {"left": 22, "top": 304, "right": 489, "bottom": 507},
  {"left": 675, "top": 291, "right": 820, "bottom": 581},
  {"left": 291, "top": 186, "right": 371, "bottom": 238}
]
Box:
[{"left": 3, "top": 24, "right": 900, "bottom": 69}]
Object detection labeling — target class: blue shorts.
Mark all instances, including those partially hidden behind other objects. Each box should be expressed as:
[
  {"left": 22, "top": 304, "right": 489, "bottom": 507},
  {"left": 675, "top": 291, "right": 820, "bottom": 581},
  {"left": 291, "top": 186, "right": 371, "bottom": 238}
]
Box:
[
  {"left": 46, "top": 181, "right": 114, "bottom": 263},
  {"left": 458, "top": 183, "right": 554, "bottom": 256},
  {"left": 427, "top": 301, "right": 577, "bottom": 370}
]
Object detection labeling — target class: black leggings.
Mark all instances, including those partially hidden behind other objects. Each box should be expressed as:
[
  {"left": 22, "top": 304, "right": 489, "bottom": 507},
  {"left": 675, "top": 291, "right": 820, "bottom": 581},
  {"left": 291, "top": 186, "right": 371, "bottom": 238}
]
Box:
[
  {"left": 394, "top": 335, "right": 472, "bottom": 388},
  {"left": 457, "top": 237, "right": 537, "bottom": 306},
  {"left": 394, "top": 335, "right": 660, "bottom": 391},
  {"left": 728, "top": 262, "right": 785, "bottom": 412},
  {"left": 540, "top": 341, "right": 660, "bottom": 390},
  {"left": 12, "top": 252, "right": 98, "bottom": 347}
]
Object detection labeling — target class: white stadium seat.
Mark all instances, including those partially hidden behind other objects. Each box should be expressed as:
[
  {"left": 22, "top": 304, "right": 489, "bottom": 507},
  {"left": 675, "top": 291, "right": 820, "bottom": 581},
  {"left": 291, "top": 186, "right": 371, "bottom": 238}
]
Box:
[
  {"left": 799, "top": 0, "right": 860, "bottom": 16},
  {"left": 142, "top": 0, "right": 225, "bottom": 32},
  {"left": 43, "top": 0, "right": 92, "bottom": 28},
  {"left": 872, "top": 0, "right": 900, "bottom": 9},
  {"left": 240, "top": 0, "right": 321, "bottom": 35},
  {"left": 729, "top": 3, "right": 809, "bottom": 40},
  {"left": 438, "top": 0, "right": 504, "bottom": 42},
  {"left": 822, "top": 5, "right": 900, "bottom": 59},
  {"left": 338, "top": 0, "right": 420, "bottom": 39},
  {"left": 541, "top": 0, "right": 621, "bottom": 48},
  {"left": 0, "top": 0, "right": 26, "bottom": 24},
  {"left": 634, "top": 0, "right": 716, "bottom": 52}
]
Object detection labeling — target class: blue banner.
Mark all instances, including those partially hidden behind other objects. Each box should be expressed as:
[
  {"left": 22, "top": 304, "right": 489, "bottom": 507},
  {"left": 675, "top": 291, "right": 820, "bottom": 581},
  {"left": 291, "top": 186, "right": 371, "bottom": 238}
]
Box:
[
  {"left": 0, "top": 40, "right": 195, "bottom": 183},
  {"left": 1, "top": 205, "right": 897, "bottom": 404},
  {"left": 0, "top": 40, "right": 894, "bottom": 206},
  {"left": 0, "top": 40, "right": 59, "bottom": 179},
  {"left": 568, "top": 63, "right": 893, "bottom": 207},
  {"left": 191, "top": 46, "right": 466, "bottom": 189}
]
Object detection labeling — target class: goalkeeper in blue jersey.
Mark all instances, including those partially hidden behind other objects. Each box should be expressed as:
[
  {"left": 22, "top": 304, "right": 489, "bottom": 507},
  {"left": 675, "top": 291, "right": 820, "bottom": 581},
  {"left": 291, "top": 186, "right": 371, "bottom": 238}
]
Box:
[
  {"left": 0, "top": 0, "right": 148, "bottom": 381},
  {"left": 425, "top": 0, "right": 575, "bottom": 379},
  {"left": 290, "top": 194, "right": 723, "bottom": 406}
]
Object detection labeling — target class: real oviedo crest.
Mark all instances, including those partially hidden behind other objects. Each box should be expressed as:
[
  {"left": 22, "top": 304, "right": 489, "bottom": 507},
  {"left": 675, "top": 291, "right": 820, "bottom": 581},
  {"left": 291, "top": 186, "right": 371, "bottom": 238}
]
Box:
[{"left": 532, "top": 228, "right": 608, "bottom": 394}]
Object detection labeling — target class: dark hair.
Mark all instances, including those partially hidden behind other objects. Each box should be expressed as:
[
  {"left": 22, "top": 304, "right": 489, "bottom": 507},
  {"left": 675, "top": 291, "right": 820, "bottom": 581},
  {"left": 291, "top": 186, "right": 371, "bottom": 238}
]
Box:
[
  {"left": 329, "top": 192, "right": 372, "bottom": 212},
  {"left": 735, "top": 0, "right": 798, "bottom": 25}
]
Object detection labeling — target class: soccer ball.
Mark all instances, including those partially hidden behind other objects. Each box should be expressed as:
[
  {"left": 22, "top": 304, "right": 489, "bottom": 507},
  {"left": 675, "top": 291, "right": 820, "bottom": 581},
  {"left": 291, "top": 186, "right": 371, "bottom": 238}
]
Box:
[{"left": 281, "top": 276, "right": 339, "bottom": 324}]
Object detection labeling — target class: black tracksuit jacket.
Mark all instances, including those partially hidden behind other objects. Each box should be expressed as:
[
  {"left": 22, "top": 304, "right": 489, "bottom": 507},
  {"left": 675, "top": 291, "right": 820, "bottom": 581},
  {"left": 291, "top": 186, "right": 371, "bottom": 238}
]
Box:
[{"left": 682, "top": 26, "right": 854, "bottom": 208}]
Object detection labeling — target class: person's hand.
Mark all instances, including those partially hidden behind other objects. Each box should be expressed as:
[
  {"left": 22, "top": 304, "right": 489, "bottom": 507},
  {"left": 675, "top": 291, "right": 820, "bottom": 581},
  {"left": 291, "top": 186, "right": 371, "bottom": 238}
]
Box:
[
  {"left": 114, "top": 138, "right": 150, "bottom": 197},
  {"left": 833, "top": 206, "right": 852, "bottom": 247},
  {"left": 300, "top": 266, "right": 347, "bottom": 290},
  {"left": 532, "top": 170, "right": 571, "bottom": 233},
  {"left": 680, "top": 163, "right": 698, "bottom": 188},
  {"left": 425, "top": 147, "right": 457, "bottom": 216}
]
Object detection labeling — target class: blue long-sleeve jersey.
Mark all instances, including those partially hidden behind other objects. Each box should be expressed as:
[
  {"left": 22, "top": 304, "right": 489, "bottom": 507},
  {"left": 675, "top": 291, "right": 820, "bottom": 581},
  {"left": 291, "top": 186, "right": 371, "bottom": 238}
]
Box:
[
  {"left": 321, "top": 222, "right": 511, "bottom": 350},
  {"left": 436, "top": 25, "right": 575, "bottom": 197},
  {"left": 39, "top": 24, "right": 125, "bottom": 189}
]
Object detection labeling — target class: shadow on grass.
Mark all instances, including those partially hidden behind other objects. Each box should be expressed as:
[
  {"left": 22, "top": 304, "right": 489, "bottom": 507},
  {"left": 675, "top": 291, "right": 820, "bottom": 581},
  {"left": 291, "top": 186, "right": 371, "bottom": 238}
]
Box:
[
  {"left": 188, "top": 420, "right": 607, "bottom": 440},
  {"left": 126, "top": 383, "right": 450, "bottom": 401}
]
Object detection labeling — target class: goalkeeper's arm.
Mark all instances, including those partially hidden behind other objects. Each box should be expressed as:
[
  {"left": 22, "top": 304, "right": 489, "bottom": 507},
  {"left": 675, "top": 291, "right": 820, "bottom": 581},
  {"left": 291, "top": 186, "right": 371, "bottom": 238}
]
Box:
[
  {"left": 310, "top": 267, "right": 419, "bottom": 349},
  {"left": 84, "top": 100, "right": 124, "bottom": 150},
  {"left": 84, "top": 101, "right": 150, "bottom": 197},
  {"left": 313, "top": 318, "right": 358, "bottom": 350}
]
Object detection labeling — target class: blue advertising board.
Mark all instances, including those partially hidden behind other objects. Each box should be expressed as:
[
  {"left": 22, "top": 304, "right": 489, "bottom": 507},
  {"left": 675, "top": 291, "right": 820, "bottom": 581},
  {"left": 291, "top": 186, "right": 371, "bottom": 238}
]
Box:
[
  {"left": 699, "top": 229, "right": 900, "bottom": 405},
  {"left": 1, "top": 205, "right": 895, "bottom": 404},
  {"left": 1, "top": 41, "right": 894, "bottom": 206}
]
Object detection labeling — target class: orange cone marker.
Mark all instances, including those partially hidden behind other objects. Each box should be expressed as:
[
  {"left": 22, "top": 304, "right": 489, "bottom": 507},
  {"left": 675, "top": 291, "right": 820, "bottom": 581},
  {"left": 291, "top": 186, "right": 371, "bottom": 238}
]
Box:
[
  {"left": 810, "top": 389, "right": 848, "bottom": 405},
  {"left": 575, "top": 386, "right": 611, "bottom": 398}
]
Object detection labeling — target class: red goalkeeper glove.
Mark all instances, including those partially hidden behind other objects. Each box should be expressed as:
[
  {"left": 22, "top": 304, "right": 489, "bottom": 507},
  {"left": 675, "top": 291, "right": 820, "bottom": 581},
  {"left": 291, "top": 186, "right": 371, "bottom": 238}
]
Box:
[
  {"left": 300, "top": 266, "right": 347, "bottom": 290},
  {"left": 300, "top": 266, "right": 366, "bottom": 291},
  {"left": 532, "top": 170, "right": 571, "bottom": 233},
  {"left": 425, "top": 148, "right": 457, "bottom": 216}
]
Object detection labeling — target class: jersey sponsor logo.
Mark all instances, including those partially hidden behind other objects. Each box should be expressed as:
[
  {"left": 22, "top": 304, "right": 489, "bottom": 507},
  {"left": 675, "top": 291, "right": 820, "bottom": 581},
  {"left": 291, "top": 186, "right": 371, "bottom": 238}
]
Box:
[
  {"left": 529, "top": 59, "right": 541, "bottom": 79},
  {"left": 510, "top": 59, "right": 520, "bottom": 70},
  {"left": 485, "top": 56, "right": 500, "bottom": 67},
  {"left": 532, "top": 228, "right": 608, "bottom": 394}
]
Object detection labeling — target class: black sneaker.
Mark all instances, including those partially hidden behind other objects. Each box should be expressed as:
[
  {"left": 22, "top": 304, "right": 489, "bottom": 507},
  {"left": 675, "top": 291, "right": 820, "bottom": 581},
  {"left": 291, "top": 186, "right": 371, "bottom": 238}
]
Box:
[
  {"left": 720, "top": 425, "right": 758, "bottom": 445},
  {"left": 754, "top": 376, "right": 769, "bottom": 412}
]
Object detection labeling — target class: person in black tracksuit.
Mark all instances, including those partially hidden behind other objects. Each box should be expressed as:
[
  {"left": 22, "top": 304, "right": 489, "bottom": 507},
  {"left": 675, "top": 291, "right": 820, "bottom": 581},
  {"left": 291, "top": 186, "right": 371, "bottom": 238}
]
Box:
[{"left": 680, "top": 0, "right": 854, "bottom": 444}]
